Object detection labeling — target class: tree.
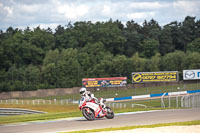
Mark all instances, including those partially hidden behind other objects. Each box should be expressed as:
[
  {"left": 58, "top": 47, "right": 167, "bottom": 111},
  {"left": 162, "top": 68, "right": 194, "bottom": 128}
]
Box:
[
  {"left": 91, "top": 21, "right": 126, "bottom": 55},
  {"left": 128, "top": 53, "right": 146, "bottom": 72},
  {"left": 194, "top": 20, "right": 200, "bottom": 39},
  {"left": 181, "top": 16, "right": 196, "bottom": 52},
  {"left": 159, "top": 25, "right": 175, "bottom": 55},
  {"left": 30, "top": 26, "right": 55, "bottom": 51},
  {"left": 57, "top": 48, "right": 81, "bottom": 87},
  {"left": 110, "top": 55, "right": 127, "bottom": 77},
  {"left": 187, "top": 38, "right": 200, "bottom": 53},
  {"left": 161, "top": 51, "right": 186, "bottom": 71},
  {"left": 185, "top": 52, "right": 200, "bottom": 69},
  {"left": 141, "top": 19, "right": 161, "bottom": 40},
  {"left": 80, "top": 42, "right": 112, "bottom": 77},
  {"left": 167, "top": 21, "right": 184, "bottom": 51},
  {"left": 139, "top": 39, "right": 159, "bottom": 58},
  {"left": 42, "top": 48, "right": 81, "bottom": 88},
  {"left": 91, "top": 53, "right": 113, "bottom": 78},
  {"left": 146, "top": 53, "right": 161, "bottom": 72},
  {"left": 124, "top": 20, "right": 143, "bottom": 57}
]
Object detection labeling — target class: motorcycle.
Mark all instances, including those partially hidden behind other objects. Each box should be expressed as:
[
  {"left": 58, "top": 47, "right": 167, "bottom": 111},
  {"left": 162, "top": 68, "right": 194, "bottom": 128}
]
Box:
[{"left": 79, "top": 97, "right": 114, "bottom": 121}]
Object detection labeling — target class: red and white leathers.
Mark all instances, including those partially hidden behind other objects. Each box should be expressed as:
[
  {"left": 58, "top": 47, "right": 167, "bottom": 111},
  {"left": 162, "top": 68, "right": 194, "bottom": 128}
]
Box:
[{"left": 80, "top": 87, "right": 106, "bottom": 109}]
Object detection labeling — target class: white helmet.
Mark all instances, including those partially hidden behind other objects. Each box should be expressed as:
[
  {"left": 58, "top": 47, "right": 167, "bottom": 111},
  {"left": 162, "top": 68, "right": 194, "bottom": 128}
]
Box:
[{"left": 80, "top": 87, "right": 87, "bottom": 95}]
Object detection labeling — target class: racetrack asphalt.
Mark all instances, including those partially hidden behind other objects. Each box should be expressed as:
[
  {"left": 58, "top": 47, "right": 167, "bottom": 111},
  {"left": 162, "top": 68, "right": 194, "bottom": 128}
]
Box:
[{"left": 0, "top": 108, "right": 200, "bottom": 133}]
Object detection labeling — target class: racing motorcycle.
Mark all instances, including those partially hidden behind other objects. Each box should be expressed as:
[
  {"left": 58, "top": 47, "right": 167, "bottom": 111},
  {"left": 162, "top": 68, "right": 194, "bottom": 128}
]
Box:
[{"left": 79, "top": 97, "right": 114, "bottom": 121}]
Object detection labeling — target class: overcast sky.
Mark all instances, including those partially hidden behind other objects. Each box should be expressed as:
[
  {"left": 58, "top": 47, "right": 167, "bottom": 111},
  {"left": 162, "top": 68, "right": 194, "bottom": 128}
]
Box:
[{"left": 0, "top": 0, "right": 200, "bottom": 31}]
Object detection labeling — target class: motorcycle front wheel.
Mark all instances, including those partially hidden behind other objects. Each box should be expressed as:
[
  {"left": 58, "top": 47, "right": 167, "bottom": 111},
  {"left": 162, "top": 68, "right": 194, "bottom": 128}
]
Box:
[
  {"left": 105, "top": 107, "right": 114, "bottom": 119},
  {"left": 82, "top": 108, "right": 95, "bottom": 121}
]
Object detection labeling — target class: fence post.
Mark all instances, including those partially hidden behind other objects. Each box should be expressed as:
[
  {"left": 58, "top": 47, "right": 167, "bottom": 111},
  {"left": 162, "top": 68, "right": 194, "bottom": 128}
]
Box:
[
  {"left": 168, "top": 95, "right": 171, "bottom": 108},
  {"left": 188, "top": 95, "right": 191, "bottom": 108},
  {"left": 176, "top": 96, "right": 179, "bottom": 108},
  {"left": 198, "top": 93, "right": 200, "bottom": 108},
  {"left": 112, "top": 103, "right": 115, "bottom": 108},
  {"left": 66, "top": 99, "right": 68, "bottom": 104},
  {"left": 43, "top": 100, "right": 45, "bottom": 104},
  {"left": 161, "top": 92, "right": 166, "bottom": 108},
  {"left": 116, "top": 103, "right": 118, "bottom": 108},
  {"left": 54, "top": 99, "right": 56, "bottom": 104}
]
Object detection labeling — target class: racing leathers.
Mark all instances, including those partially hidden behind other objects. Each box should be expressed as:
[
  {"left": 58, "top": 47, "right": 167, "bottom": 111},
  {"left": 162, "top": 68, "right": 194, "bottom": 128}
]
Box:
[{"left": 81, "top": 90, "right": 106, "bottom": 109}]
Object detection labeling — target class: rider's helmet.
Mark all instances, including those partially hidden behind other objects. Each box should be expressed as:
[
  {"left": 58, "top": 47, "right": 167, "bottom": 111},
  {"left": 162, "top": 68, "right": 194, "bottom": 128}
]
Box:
[{"left": 80, "top": 87, "right": 87, "bottom": 96}]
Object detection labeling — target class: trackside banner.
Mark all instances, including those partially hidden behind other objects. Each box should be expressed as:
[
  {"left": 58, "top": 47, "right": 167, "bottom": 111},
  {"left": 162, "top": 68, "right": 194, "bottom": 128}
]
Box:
[
  {"left": 82, "top": 77, "right": 127, "bottom": 88},
  {"left": 132, "top": 71, "right": 178, "bottom": 83},
  {"left": 183, "top": 69, "right": 200, "bottom": 80}
]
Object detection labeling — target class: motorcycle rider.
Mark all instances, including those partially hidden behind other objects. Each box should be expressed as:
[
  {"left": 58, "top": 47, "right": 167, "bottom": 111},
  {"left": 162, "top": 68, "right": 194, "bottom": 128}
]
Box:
[{"left": 79, "top": 87, "right": 106, "bottom": 109}]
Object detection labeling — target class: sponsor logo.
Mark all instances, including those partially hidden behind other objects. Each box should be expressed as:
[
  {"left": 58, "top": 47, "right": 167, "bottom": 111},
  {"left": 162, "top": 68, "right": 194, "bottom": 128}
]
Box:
[
  {"left": 185, "top": 71, "right": 195, "bottom": 79},
  {"left": 132, "top": 71, "right": 178, "bottom": 83},
  {"left": 132, "top": 73, "right": 142, "bottom": 82}
]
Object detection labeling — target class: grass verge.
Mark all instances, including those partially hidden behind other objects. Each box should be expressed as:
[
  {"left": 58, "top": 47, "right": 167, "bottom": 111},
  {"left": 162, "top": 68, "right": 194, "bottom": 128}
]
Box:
[
  {"left": 0, "top": 111, "right": 82, "bottom": 125},
  {"left": 0, "top": 106, "right": 164, "bottom": 125},
  {"left": 61, "top": 120, "right": 200, "bottom": 133}
]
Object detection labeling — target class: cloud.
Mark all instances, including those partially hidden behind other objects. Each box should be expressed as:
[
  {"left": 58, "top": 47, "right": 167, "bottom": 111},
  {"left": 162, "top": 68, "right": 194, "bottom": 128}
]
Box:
[
  {"left": 4, "top": 6, "right": 13, "bottom": 16},
  {"left": 102, "top": 5, "right": 111, "bottom": 16},
  {"left": 0, "top": 0, "right": 200, "bottom": 30},
  {"left": 127, "top": 12, "right": 156, "bottom": 19},
  {"left": 57, "top": 4, "right": 89, "bottom": 20},
  {"left": 19, "top": 4, "right": 40, "bottom": 14},
  {"left": 0, "top": 1, "right": 13, "bottom": 18},
  {"left": 173, "top": 1, "right": 200, "bottom": 17},
  {"left": 129, "top": 1, "right": 169, "bottom": 9}
]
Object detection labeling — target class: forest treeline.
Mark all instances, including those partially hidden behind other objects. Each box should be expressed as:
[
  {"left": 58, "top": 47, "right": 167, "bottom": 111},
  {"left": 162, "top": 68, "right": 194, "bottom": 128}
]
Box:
[{"left": 0, "top": 16, "right": 200, "bottom": 92}]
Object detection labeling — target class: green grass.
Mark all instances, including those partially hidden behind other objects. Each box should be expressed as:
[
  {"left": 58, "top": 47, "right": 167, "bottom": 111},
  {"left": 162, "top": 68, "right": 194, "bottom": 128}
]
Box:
[
  {"left": 0, "top": 104, "right": 164, "bottom": 125},
  {"left": 61, "top": 120, "right": 200, "bottom": 133},
  {"left": 0, "top": 111, "right": 82, "bottom": 125},
  {"left": 18, "top": 83, "right": 200, "bottom": 101},
  {"left": 0, "top": 83, "right": 199, "bottom": 125}
]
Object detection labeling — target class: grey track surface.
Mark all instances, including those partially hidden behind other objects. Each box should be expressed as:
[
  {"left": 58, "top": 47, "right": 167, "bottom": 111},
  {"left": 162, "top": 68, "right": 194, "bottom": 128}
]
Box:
[{"left": 0, "top": 109, "right": 200, "bottom": 133}]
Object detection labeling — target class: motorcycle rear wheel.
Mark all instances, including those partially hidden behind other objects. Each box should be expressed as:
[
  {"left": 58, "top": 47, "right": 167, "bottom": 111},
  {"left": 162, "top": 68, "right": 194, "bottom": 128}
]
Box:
[
  {"left": 105, "top": 107, "right": 114, "bottom": 119},
  {"left": 82, "top": 108, "right": 95, "bottom": 121}
]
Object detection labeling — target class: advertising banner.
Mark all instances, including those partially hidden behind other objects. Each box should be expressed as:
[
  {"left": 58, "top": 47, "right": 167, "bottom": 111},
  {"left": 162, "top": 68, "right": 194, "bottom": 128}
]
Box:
[
  {"left": 132, "top": 71, "right": 178, "bottom": 83},
  {"left": 183, "top": 69, "right": 200, "bottom": 80},
  {"left": 82, "top": 77, "right": 127, "bottom": 88}
]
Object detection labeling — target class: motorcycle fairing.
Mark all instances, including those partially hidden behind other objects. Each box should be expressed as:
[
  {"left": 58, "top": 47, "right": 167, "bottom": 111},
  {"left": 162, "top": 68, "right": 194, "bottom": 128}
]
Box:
[{"left": 84, "top": 102, "right": 105, "bottom": 118}]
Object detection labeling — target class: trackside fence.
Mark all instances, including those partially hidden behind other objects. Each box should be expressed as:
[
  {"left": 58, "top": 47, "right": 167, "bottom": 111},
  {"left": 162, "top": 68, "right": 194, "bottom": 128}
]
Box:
[
  {"left": 0, "top": 99, "right": 75, "bottom": 105},
  {"left": 1, "top": 90, "right": 200, "bottom": 109},
  {"left": 0, "top": 99, "right": 144, "bottom": 109},
  {"left": 181, "top": 93, "right": 200, "bottom": 108}
]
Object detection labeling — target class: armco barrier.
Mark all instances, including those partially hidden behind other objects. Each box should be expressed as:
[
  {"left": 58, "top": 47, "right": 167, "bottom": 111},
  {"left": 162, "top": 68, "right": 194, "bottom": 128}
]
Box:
[
  {"left": 106, "top": 90, "right": 200, "bottom": 102},
  {"left": 0, "top": 108, "right": 46, "bottom": 116}
]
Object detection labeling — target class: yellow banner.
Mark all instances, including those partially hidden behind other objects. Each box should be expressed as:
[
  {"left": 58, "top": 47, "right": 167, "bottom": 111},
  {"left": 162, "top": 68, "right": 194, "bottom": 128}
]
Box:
[{"left": 132, "top": 71, "right": 178, "bottom": 83}]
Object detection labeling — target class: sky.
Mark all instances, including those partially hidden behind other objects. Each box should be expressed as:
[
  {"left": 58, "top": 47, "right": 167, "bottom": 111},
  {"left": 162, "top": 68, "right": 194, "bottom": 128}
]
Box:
[{"left": 0, "top": 0, "right": 200, "bottom": 31}]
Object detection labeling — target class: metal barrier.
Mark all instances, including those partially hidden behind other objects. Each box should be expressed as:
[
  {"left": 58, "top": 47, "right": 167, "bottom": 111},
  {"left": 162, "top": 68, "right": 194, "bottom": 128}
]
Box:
[
  {"left": 181, "top": 93, "right": 200, "bottom": 108},
  {"left": 1, "top": 90, "right": 200, "bottom": 109},
  {"left": 0, "top": 99, "right": 75, "bottom": 105},
  {"left": 0, "top": 108, "right": 46, "bottom": 116}
]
